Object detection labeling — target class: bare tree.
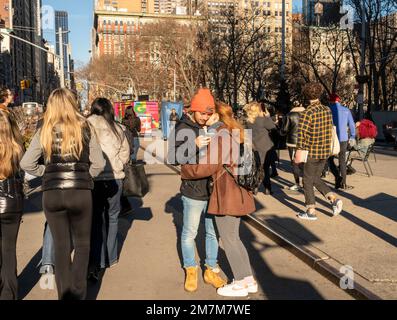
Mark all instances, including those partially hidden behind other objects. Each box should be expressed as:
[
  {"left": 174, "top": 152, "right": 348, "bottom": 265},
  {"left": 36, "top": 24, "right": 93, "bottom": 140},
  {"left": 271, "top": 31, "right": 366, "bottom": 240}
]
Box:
[
  {"left": 347, "top": 0, "right": 397, "bottom": 111},
  {"left": 199, "top": 7, "right": 276, "bottom": 107}
]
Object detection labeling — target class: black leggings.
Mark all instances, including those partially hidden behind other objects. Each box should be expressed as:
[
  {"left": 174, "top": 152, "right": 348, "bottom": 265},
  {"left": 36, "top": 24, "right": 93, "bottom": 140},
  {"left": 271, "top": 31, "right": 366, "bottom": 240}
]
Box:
[
  {"left": 43, "top": 189, "right": 92, "bottom": 300},
  {"left": 0, "top": 212, "right": 22, "bottom": 300}
]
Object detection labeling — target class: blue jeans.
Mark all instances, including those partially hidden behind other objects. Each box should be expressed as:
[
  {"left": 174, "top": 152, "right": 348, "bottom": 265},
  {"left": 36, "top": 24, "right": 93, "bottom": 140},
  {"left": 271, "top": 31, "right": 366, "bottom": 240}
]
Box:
[
  {"left": 131, "top": 137, "right": 140, "bottom": 161},
  {"left": 181, "top": 195, "right": 218, "bottom": 268},
  {"left": 90, "top": 179, "right": 123, "bottom": 269},
  {"left": 40, "top": 222, "right": 74, "bottom": 272}
]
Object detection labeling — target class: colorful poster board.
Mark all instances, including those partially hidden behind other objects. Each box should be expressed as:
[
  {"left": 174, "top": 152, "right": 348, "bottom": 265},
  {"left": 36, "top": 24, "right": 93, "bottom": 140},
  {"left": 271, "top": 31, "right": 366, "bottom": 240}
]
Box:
[
  {"left": 140, "top": 115, "right": 153, "bottom": 135},
  {"left": 114, "top": 101, "right": 159, "bottom": 134},
  {"left": 133, "top": 101, "right": 159, "bottom": 129},
  {"left": 161, "top": 101, "right": 183, "bottom": 139}
]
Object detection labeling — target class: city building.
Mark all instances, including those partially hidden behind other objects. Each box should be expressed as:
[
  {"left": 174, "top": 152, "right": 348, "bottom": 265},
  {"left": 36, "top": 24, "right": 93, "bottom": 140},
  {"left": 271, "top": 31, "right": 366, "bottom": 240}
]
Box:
[
  {"left": 0, "top": 0, "right": 47, "bottom": 103},
  {"left": 302, "top": 0, "right": 341, "bottom": 27},
  {"left": 44, "top": 43, "right": 61, "bottom": 97},
  {"left": 55, "top": 11, "right": 72, "bottom": 88},
  {"left": 92, "top": 10, "right": 198, "bottom": 58}
]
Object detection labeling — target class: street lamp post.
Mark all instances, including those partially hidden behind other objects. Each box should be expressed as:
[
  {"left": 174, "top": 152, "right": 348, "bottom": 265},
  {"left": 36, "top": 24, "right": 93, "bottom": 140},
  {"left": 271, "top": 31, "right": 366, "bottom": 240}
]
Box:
[
  {"left": 56, "top": 28, "right": 71, "bottom": 88},
  {"left": 281, "top": 0, "right": 286, "bottom": 80},
  {"left": 357, "top": 0, "right": 366, "bottom": 120},
  {"left": 58, "top": 28, "right": 65, "bottom": 88}
]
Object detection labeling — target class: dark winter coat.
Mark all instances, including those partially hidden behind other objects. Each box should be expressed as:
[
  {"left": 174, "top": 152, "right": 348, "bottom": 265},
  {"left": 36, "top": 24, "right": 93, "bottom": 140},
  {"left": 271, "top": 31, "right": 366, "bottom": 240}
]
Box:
[
  {"left": 167, "top": 114, "right": 211, "bottom": 201},
  {"left": 245, "top": 116, "right": 276, "bottom": 164},
  {"left": 280, "top": 106, "right": 305, "bottom": 147},
  {"left": 0, "top": 174, "right": 24, "bottom": 214}
]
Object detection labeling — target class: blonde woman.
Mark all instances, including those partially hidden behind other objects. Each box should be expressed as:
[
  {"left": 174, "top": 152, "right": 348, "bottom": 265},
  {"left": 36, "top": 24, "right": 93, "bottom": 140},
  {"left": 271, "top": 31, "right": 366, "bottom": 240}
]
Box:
[
  {"left": 0, "top": 111, "right": 24, "bottom": 300},
  {"left": 243, "top": 102, "right": 276, "bottom": 194},
  {"left": 20, "top": 88, "right": 105, "bottom": 300}
]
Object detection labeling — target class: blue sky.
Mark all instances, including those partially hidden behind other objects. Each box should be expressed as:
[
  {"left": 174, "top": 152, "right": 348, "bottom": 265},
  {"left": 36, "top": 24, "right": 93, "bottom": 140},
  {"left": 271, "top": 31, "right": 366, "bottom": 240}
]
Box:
[
  {"left": 41, "top": 0, "right": 302, "bottom": 67},
  {"left": 42, "top": 0, "right": 94, "bottom": 68}
]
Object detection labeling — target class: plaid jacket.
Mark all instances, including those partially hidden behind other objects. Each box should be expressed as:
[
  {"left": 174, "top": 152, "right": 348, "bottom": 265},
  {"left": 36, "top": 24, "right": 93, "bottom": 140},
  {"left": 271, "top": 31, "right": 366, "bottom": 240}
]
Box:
[{"left": 296, "top": 100, "right": 333, "bottom": 160}]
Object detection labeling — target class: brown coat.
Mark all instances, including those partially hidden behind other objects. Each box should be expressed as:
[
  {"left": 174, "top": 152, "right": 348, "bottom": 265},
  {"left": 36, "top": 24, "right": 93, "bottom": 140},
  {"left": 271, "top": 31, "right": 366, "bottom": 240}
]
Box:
[{"left": 181, "top": 125, "right": 256, "bottom": 216}]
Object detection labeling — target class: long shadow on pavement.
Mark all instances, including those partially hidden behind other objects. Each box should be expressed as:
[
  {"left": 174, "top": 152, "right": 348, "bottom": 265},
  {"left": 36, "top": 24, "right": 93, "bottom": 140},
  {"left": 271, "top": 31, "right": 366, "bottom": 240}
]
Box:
[
  {"left": 18, "top": 249, "right": 42, "bottom": 299},
  {"left": 164, "top": 194, "right": 234, "bottom": 280}
]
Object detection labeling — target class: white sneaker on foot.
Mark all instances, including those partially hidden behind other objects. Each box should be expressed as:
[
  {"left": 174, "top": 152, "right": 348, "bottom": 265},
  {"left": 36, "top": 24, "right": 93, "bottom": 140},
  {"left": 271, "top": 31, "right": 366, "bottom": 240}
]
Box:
[
  {"left": 332, "top": 199, "right": 343, "bottom": 216},
  {"left": 217, "top": 281, "right": 248, "bottom": 297}
]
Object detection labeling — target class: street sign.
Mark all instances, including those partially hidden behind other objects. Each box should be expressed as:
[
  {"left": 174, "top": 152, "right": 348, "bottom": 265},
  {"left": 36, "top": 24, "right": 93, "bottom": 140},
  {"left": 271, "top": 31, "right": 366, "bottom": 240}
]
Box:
[{"left": 121, "top": 94, "right": 133, "bottom": 101}]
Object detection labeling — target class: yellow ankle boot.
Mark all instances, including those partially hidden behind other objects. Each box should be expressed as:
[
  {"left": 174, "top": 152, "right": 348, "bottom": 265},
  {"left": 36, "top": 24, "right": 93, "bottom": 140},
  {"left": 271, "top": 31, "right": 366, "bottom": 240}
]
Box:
[
  {"left": 204, "top": 266, "right": 227, "bottom": 289},
  {"left": 184, "top": 266, "right": 198, "bottom": 292}
]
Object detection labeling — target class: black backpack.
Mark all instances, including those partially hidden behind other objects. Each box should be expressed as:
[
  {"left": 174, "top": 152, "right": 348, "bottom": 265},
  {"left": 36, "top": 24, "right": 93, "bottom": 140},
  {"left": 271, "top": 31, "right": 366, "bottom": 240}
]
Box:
[{"left": 223, "top": 143, "right": 264, "bottom": 195}]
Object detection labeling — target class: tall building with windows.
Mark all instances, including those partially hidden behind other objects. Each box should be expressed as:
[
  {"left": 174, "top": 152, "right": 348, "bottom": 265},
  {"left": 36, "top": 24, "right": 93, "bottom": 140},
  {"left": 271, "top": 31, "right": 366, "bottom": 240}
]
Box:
[
  {"left": 0, "top": 0, "right": 47, "bottom": 103},
  {"left": 302, "top": 0, "right": 341, "bottom": 26},
  {"left": 55, "top": 11, "right": 69, "bottom": 84}
]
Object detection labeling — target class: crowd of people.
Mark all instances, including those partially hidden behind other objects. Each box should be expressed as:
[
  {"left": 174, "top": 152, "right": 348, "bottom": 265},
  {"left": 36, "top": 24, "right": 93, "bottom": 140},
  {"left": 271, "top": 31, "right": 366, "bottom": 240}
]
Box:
[{"left": 0, "top": 82, "right": 379, "bottom": 300}]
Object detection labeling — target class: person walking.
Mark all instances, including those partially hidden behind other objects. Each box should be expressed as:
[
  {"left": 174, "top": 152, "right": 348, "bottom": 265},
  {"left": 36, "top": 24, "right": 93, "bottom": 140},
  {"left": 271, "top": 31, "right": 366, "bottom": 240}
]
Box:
[
  {"left": 181, "top": 102, "right": 258, "bottom": 297},
  {"left": 121, "top": 106, "right": 141, "bottom": 162},
  {"left": 0, "top": 111, "right": 24, "bottom": 300},
  {"left": 244, "top": 102, "right": 276, "bottom": 195},
  {"left": 87, "top": 98, "right": 130, "bottom": 279},
  {"left": 328, "top": 94, "right": 356, "bottom": 190},
  {"left": 168, "top": 88, "right": 226, "bottom": 292},
  {"left": 280, "top": 101, "right": 306, "bottom": 191},
  {"left": 20, "top": 88, "right": 106, "bottom": 299},
  {"left": 295, "top": 83, "right": 343, "bottom": 221}
]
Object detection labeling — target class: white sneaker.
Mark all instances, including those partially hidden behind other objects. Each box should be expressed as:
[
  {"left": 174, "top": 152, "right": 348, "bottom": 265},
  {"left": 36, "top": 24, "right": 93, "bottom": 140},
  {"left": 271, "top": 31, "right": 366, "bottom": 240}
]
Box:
[
  {"left": 217, "top": 281, "right": 248, "bottom": 297},
  {"left": 246, "top": 281, "right": 258, "bottom": 293},
  {"left": 289, "top": 184, "right": 301, "bottom": 191},
  {"left": 332, "top": 199, "right": 343, "bottom": 216}
]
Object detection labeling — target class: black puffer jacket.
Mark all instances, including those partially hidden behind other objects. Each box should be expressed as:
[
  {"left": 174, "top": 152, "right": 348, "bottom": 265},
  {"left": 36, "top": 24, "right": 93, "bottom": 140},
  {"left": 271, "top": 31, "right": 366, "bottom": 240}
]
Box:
[
  {"left": 167, "top": 114, "right": 210, "bottom": 201},
  {"left": 42, "top": 127, "right": 93, "bottom": 191},
  {"left": 280, "top": 107, "right": 305, "bottom": 147},
  {"left": 21, "top": 124, "right": 105, "bottom": 192},
  {"left": 0, "top": 174, "right": 24, "bottom": 214}
]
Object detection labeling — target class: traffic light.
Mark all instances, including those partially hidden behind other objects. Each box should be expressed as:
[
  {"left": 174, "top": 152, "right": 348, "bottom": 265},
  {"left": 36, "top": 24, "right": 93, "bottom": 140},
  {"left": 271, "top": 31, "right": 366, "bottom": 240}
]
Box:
[
  {"left": 20, "top": 80, "right": 26, "bottom": 90},
  {"left": 25, "top": 80, "right": 31, "bottom": 88}
]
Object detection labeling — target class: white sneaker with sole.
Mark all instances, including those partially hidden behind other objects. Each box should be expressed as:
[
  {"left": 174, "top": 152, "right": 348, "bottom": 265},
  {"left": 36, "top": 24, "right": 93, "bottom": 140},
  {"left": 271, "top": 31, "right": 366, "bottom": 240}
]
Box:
[
  {"left": 217, "top": 281, "right": 248, "bottom": 297},
  {"left": 332, "top": 199, "right": 343, "bottom": 216},
  {"left": 297, "top": 211, "right": 318, "bottom": 221}
]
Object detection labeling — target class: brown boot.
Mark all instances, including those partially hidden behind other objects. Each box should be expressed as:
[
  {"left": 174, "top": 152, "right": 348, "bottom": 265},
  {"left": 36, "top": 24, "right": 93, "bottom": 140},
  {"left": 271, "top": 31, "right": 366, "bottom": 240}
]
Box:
[
  {"left": 184, "top": 266, "right": 198, "bottom": 292},
  {"left": 204, "top": 266, "right": 227, "bottom": 289}
]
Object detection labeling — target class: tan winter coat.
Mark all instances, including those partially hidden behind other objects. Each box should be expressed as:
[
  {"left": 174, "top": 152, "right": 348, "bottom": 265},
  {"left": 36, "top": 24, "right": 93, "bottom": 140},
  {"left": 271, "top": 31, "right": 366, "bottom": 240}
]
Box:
[{"left": 87, "top": 114, "right": 130, "bottom": 180}]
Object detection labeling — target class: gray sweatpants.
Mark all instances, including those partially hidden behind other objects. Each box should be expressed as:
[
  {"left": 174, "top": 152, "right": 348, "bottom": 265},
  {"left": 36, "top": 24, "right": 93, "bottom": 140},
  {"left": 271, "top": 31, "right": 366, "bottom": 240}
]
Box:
[{"left": 215, "top": 215, "right": 253, "bottom": 280}]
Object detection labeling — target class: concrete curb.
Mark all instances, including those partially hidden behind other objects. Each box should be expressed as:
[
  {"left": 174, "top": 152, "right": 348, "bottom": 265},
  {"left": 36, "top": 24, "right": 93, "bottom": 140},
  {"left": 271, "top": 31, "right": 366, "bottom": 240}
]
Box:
[{"left": 244, "top": 214, "right": 383, "bottom": 300}]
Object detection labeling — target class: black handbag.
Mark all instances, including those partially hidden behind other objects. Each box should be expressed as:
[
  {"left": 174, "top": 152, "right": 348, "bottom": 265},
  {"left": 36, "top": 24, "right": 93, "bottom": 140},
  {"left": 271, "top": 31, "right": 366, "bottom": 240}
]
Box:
[{"left": 123, "top": 161, "right": 149, "bottom": 197}]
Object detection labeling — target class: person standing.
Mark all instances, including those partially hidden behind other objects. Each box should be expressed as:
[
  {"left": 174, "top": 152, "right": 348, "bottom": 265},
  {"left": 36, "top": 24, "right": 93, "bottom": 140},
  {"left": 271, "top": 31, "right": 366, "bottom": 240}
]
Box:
[
  {"left": 87, "top": 98, "right": 130, "bottom": 279},
  {"left": 328, "top": 94, "right": 356, "bottom": 190},
  {"left": 295, "top": 83, "right": 343, "bottom": 221},
  {"left": 0, "top": 111, "right": 24, "bottom": 300},
  {"left": 20, "top": 88, "right": 106, "bottom": 299},
  {"left": 168, "top": 88, "right": 226, "bottom": 292},
  {"left": 181, "top": 102, "right": 258, "bottom": 297},
  {"left": 169, "top": 108, "right": 180, "bottom": 135},
  {"left": 244, "top": 102, "right": 276, "bottom": 195},
  {"left": 280, "top": 101, "right": 306, "bottom": 191},
  {"left": 122, "top": 106, "right": 141, "bottom": 162}
]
